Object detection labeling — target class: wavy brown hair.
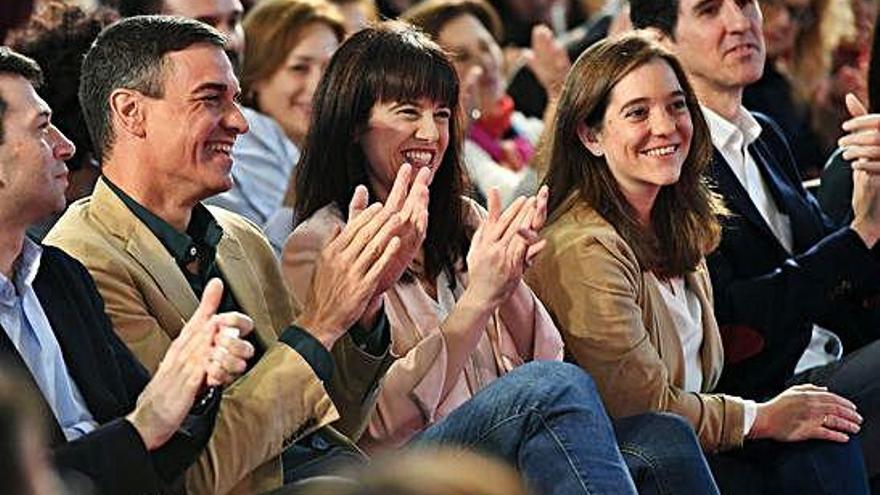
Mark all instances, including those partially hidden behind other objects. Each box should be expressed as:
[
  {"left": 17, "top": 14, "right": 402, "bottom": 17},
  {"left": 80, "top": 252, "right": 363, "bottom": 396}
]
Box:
[
  {"left": 542, "top": 33, "right": 724, "bottom": 277},
  {"left": 292, "top": 21, "right": 470, "bottom": 283}
]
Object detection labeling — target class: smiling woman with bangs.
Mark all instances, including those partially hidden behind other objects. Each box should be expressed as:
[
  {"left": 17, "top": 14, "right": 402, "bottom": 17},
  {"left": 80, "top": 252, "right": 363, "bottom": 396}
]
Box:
[
  {"left": 281, "top": 21, "right": 722, "bottom": 495},
  {"left": 284, "top": 20, "right": 563, "bottom": 449}
]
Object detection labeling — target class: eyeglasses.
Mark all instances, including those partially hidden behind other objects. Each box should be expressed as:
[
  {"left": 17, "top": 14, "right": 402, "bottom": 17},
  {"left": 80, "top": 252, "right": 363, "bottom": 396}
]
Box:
[{"left": 761, "top": 0, "right": 816, "bottom": 27}]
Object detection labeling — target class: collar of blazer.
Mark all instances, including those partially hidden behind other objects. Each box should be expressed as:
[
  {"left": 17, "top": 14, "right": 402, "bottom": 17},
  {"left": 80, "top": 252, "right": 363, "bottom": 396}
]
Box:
[
  {"left": 89, "top": 178, "right": 280, "bottom": 345},
  {"left": 564, "top": 202, "right": 725, "bottom": 391}
]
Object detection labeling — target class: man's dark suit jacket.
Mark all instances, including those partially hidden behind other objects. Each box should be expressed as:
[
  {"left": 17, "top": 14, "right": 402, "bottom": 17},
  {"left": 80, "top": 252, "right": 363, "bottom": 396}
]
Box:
[
  {"left": 707, "top": 113, "right": 880, "bottom": 399},
  {"left": 0, "top": 245, "right": 214, "bottom": 495}
]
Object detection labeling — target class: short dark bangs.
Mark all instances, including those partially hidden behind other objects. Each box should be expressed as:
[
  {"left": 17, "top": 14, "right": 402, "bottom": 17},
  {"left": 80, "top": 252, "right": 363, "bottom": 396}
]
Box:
[{"left": 362, "top": 27, "right": 459, "bottom": 109}]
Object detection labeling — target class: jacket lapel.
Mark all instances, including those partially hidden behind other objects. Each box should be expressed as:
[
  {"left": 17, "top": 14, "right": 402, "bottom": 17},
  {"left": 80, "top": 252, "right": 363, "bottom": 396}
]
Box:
[
  {"left": 91, "top": 180, "right": 199, "bottom": 333},
  {"left": 216, "top": 231, "right": 278, "bottom": 346},
  {"left": 0, "top": 315, "right": 76, "bottom": 445},
  {"left": 710, "top": 148, "right": 776, "bottom": 239},
  {"left": 710, "top": 148, "right": 790, "bottom": 256},
  {"left": 749, "top": 137, "right": 823, "bottom": 253}
]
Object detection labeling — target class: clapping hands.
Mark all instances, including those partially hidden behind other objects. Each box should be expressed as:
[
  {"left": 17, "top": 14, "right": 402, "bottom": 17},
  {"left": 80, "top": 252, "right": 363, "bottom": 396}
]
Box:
[{"left": 465, "top": 186, "right": 549, "bottom": 308}]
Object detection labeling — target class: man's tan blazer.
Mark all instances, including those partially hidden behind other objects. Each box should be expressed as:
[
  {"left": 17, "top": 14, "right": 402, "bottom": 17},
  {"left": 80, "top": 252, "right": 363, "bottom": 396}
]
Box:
[
  {"left": 45, "top": 178, "right": 384, "bottom": 494},
  {"left": 526, "top": 200, "right": 746, "bottom": 453}
]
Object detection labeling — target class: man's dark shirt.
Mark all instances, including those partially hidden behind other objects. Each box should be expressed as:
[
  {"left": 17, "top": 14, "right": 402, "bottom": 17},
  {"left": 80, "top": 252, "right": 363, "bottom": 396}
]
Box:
[{"left": 103, "top": 178, "right": 387, "bottom": 381}]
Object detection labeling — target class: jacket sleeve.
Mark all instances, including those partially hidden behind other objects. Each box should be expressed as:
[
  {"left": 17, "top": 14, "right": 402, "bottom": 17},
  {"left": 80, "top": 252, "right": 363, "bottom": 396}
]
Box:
[
  {"left": 708, "top": 227, "right": 880, "bottom": 350},
  {"left": 83, "top": 261, "right": 221, "bottom": 487},
  {"left": 53, "top": 418, "right": 164, "bottom": 495},
  {"left": 281, "top": 208, "right": 393, "bottom": 440},
  {"left": 530, "top": 234, "right": 745, "bottom": 453}
]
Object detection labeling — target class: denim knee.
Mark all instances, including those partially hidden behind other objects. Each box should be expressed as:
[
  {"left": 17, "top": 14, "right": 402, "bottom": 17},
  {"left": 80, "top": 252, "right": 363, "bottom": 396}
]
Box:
[
  {"left": 617, "top": 412, "right": 702, "bottom": 461},
  {"left": 510, "top": 361, "right": 602, "bottom": 410},
  {"left": 637, "top": 413, "right": 700, "bottom": 449}
]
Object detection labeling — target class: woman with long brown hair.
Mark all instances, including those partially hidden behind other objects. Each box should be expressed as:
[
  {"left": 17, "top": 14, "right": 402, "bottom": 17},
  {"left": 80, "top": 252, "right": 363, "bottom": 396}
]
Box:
[{"left": 528, "top": 33, "right": 870, "bottom": 494}]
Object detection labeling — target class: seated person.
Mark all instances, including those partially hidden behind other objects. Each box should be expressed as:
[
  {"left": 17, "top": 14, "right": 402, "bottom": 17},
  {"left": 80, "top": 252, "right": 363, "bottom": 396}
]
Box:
[
  {"left": 207, "top": 0, "right": 344, "bottom": 251},
  {"left": 0, "top": 47, "right": 254, "bottom": 494},
  {"left": 45, "top": 16, "right": 422, "bottom": 495},
  {"left": 284, "top": 21, "right": 718, "bottom": 495},
  {"left": 629, "top": 0, "right": 880, "bottom": 483},
  {"left": 528, "top": 34, "right": 870, "bottom": 494}
]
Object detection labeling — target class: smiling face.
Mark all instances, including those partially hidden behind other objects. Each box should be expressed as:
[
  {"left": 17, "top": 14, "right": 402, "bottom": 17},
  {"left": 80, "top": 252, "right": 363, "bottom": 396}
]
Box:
[
  {"left": 668, "top": 0, "right": 764, "bottom": 99},
  {"left": 437, "top": 13, "right": 505, "bottom": 109},
  {"left": 0, "top": 74, "right": 75, "bottom": 225},
  {"left": 579, "top": 59, "right": 693, "bottom": 204},
  {"left": 253, "top": 22, "right": 339, "bottom": 147},
  {"left": 140, "top": 43, "right": 248, "bottom": 200},
  {"left": 360, "top": 98, "right": 451, "bottom": 200}
]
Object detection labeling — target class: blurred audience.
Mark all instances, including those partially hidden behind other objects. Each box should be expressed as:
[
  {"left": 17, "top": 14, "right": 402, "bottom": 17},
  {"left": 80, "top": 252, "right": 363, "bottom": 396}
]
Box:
[
  {"left": 489, "top": 0, "right": 575, "bottom": 47},
  {"left": 507, "top": 0, "right": 632, "bottom": 119},
  {"left": 819, "top": 8, "right": 880, "bottom": 225},
  {"left": 376, "top": 0, "right": 419, "bottom": 17},
  {"left": 404, "top": 0, "right": 569, "bottom": 207},
  {"left": 792, "top": 0, "right": 865, "bottom": 169},
  {"left": 207, "top": 0, "right": 345, "bottom": 255},
  {"left": 328, "top": 0, "right": 379, "bottom": 36},
  {"left": 117, "top": 0, "right": 246, "bottom": 69},
  {"left": 0, "top": 0, "right": 34, "bottom": 43},
  {"left": 743, "top": 0, "right": 829, "bottom": 177}
]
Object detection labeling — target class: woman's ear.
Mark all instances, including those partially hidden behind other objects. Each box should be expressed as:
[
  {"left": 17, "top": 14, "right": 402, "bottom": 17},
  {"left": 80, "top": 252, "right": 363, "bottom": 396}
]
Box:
[{"left": 577, "top": 121, "right": 604, "bottom": 157}]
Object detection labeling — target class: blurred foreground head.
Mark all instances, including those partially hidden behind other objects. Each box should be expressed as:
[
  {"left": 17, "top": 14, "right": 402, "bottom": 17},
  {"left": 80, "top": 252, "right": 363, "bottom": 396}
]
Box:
[
  {"left": 0, "top": 364, "right": 65, "bottom": 495},
  {"left": 302, "top": 447, "right": 533, "bottom": 495}
]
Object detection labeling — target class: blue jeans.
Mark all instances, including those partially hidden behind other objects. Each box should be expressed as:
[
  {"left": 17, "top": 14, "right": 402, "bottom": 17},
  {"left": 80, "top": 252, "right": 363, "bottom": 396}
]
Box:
[
  {"left": 413, "top": 361, "right": 718, "bottom": 495},
  {"left": 615, "top": 412, "right": 719, "bottom": 495}
]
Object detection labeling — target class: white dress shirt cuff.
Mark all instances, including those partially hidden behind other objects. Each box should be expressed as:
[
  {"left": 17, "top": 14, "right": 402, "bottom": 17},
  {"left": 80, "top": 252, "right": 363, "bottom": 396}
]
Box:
[{"left": 743, "top": 399, "right": 758, "bottom": 437}]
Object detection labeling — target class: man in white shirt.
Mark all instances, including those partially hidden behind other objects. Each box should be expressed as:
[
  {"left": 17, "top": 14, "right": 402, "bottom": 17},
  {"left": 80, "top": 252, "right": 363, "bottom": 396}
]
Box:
[{"left": 630, "top": 0, "right": 880, "bottom": 488}]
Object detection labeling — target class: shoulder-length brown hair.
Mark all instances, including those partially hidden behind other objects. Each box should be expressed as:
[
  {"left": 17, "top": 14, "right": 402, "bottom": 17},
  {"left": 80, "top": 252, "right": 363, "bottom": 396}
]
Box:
[
  {"left": 292, "top": 21, "right": 470, "bottom": 283},
  {"left": 240, "top": 0, "right": 345, "bottom": 108},
  {"left": 542, "top": 33, "right": 724, "bottom": 277}
]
